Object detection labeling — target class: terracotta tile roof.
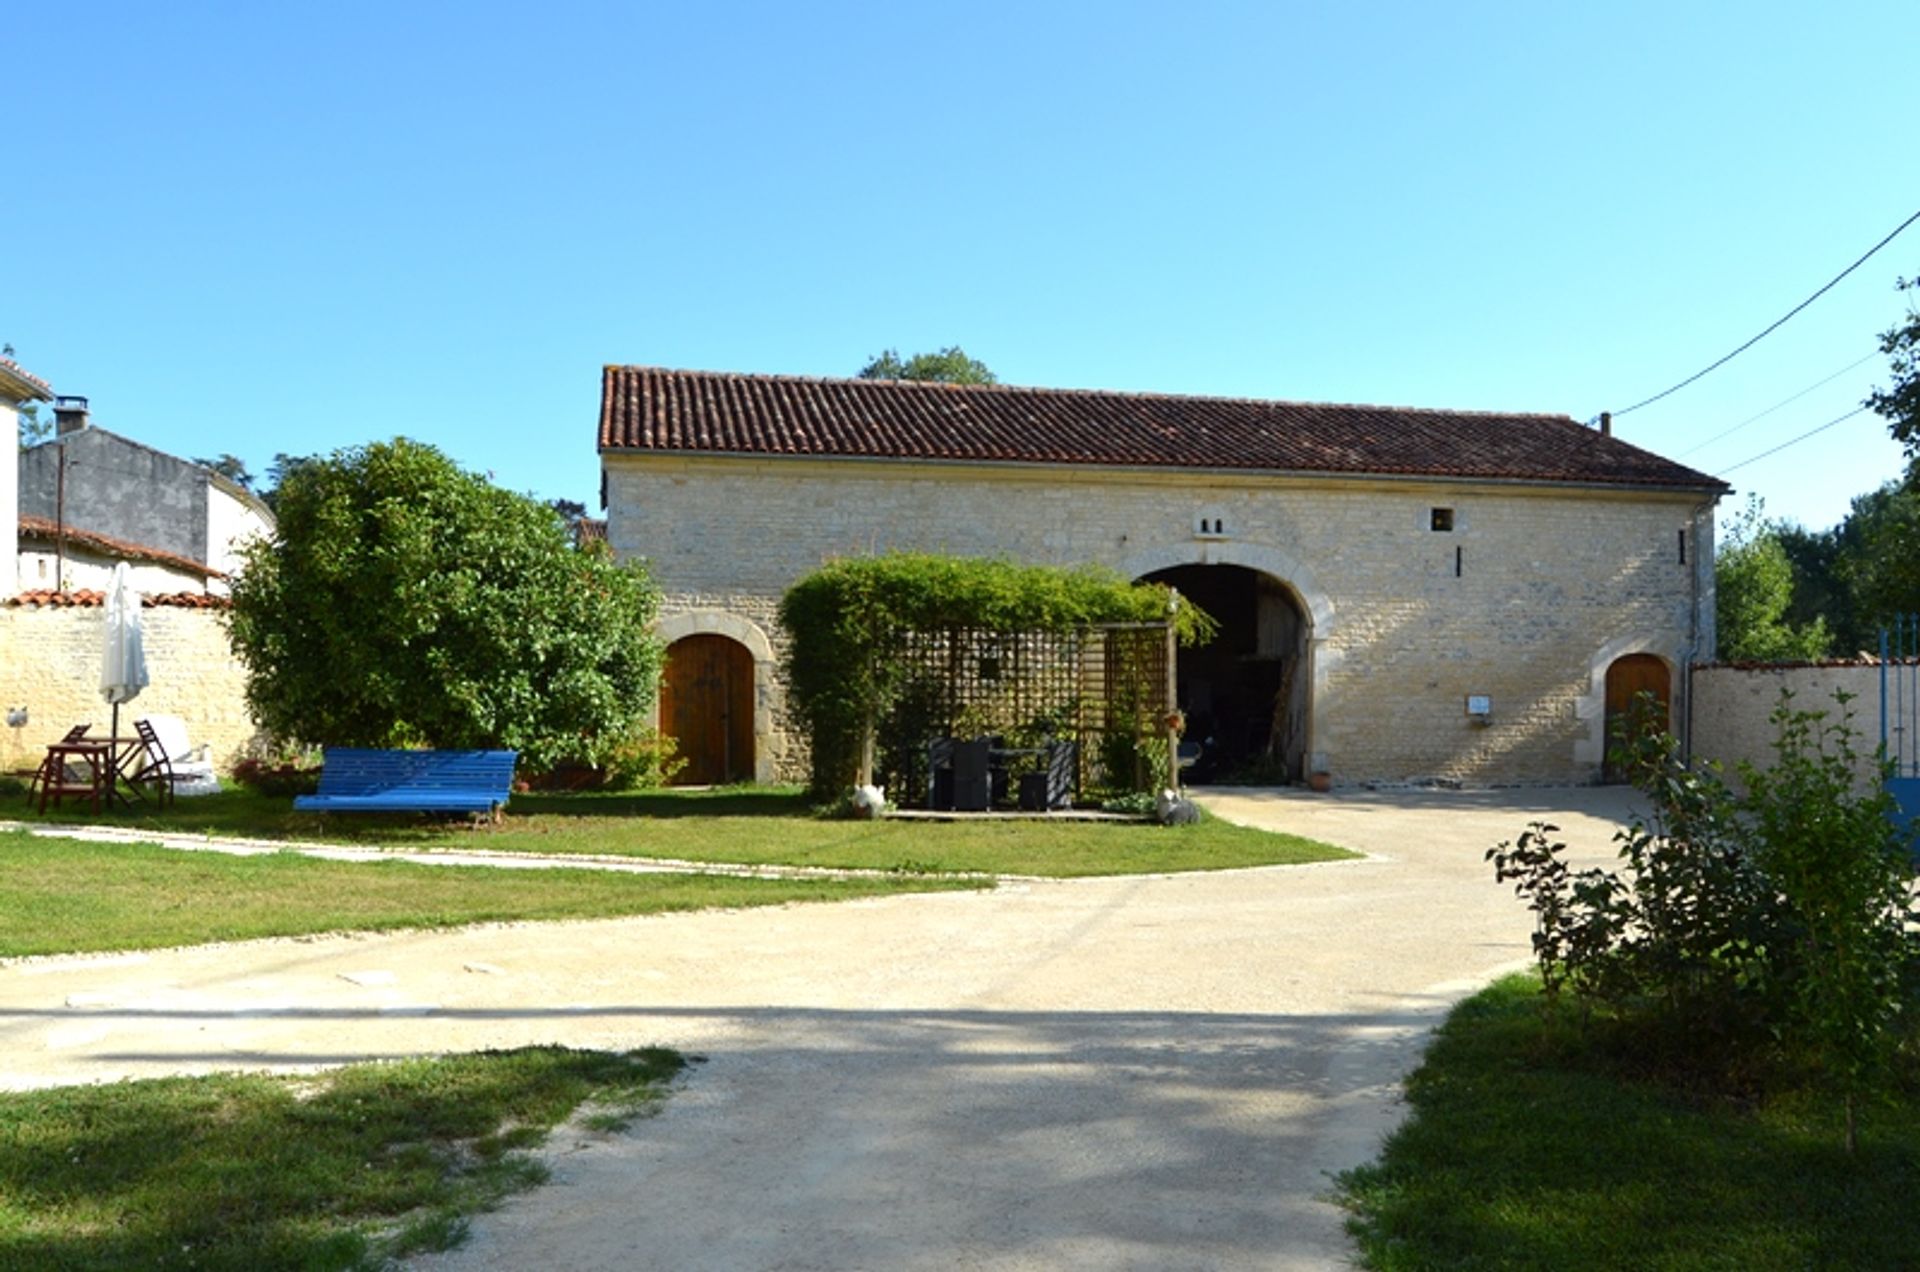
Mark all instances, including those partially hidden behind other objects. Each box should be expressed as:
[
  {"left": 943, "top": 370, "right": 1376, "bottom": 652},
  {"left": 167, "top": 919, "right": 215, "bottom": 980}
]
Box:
[
  {"left": 6, "top": 589, "right": 229, "bottom": 609},
  {"left": 18, "top": 515, "right": 224, "bottom": 580},
  {"left": 0, "top": 356, "right": 53, "bottom": 400},
  {"left": 599, "top": 365, "right": 1727, "bottom": 492}
]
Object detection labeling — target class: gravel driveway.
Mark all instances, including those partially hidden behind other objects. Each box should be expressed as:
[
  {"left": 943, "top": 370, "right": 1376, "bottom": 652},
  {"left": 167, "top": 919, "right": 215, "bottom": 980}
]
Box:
[{"left": 0, "top": 786, "right": 1641, "bottom": 1270}]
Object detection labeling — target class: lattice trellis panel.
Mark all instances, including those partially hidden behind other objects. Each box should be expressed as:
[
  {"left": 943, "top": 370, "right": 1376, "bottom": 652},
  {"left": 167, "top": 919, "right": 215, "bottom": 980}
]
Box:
[{"left": 875, "top": 622, "right": 1172, "bottom": 805}]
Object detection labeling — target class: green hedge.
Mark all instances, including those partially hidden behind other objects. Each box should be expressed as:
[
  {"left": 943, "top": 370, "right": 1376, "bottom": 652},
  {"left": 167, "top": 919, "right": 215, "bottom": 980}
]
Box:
[{"left": 778, "top": 553, "right": 1215, "bottom": 797}]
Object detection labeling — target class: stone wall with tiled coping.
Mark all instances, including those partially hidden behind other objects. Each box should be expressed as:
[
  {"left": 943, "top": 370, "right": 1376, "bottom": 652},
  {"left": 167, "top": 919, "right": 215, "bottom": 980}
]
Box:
[
  {"left": 1689, "top": 662, "right": 1886, "bottom": 792},
  {"left": 608, "top": 454, "right": 1720, "bottom": 787},
  {"left": 0, "top": 603, "right": 262, "bottom": 775}
]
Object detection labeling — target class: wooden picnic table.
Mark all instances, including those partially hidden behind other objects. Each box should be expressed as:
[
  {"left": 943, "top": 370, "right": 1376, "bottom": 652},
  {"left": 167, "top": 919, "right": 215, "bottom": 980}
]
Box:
[
  {"left": 35, "top": 736, "right": 152, "bottom": 813},
  {"left": 38, "top": 739, "right": 113, "bottom": 813}
]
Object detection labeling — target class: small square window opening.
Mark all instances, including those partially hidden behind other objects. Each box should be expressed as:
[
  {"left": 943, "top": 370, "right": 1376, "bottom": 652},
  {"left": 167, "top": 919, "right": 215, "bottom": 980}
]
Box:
[{"left": 1430, "top": 508, "right": 1454, "bottom": 532}]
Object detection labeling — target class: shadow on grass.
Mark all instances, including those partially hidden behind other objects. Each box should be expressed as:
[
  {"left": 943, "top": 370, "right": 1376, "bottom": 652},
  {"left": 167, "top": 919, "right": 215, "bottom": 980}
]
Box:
[
  {"left": 19, "top": 992, "right": 1912, "bottom": 1268},
  {"left": 7, "top": 785, "right": 818, "bottom": 841},
  {"left": 1337, "top": 976, "right": 1920, "bottom": 1270},
  {"left": 506, "top": 786, "right": 812, "bottom": 820},
  {"left": 0, "top": 1002, "right": 1440, "bottom": 1269}
]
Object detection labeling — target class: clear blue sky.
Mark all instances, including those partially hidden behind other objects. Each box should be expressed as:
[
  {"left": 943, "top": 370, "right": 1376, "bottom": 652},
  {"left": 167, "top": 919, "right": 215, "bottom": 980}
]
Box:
[{"left": 7, "top": 2, "right": 1916, "bottom": 535}]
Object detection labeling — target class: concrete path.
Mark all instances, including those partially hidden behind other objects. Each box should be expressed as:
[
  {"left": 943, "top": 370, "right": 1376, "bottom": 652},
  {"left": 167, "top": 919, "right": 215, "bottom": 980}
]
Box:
[{"left": 0, "top": 786, "right": 1642, "bottom": 1270}]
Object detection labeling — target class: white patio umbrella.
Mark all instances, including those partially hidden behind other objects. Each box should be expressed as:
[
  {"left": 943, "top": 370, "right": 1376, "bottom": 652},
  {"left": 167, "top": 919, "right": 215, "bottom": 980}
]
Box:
[{"left": 101, "top": 561, "right": 149, "bottom": 746}]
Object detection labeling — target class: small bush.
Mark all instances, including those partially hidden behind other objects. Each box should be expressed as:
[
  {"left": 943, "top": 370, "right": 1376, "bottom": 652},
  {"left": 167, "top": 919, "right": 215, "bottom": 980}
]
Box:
[
  {"left": 1489, "top": 690, "right": 1919, "bottom": 1150},
  {"left": 601, "top": 725, "right": 686, "bottom": 790},
  {"left": 521, "top": 726, "right": 686, "bottom": 792},
  {"left": 1099, "top": 791, "right": 1159, "bottom": 816},
  {"left": 231, "top": 756, "right": 323, "bottom": 797}
]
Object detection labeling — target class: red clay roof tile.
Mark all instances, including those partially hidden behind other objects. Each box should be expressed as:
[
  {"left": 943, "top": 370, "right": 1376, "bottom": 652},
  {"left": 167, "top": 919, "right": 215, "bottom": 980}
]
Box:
[
  {"left": 598, "top": 365, "right": 1727, "bottom": 492},
  {"left": 6, "top": 589, "right": 229, "bottom": 609},
  {"left": 18, "top": 515, "right": 224, "bottom": 580}
]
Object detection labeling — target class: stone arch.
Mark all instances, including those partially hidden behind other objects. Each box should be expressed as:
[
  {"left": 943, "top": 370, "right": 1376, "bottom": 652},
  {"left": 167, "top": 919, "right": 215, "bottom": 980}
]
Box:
[
  {"left": 1120, "top": 540, "right": 1335, "bottom": 780},
  {"left": 656, "top": 609, "right": 776, "bottom": 663},
  {"left": 654, "top": 609, "right": 779, "bottom": 782},
  {"left": 1118, "top": 540, "right": 1336, "bottom": 638},
  {"left": 1572, "top": 636, "right": 1680, "bottom": 771}
]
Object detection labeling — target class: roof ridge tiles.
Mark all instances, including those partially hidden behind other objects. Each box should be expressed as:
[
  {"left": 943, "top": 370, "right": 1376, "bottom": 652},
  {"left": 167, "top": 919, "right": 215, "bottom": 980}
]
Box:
[{"left": 603, "top": 362, "right": 1574, "bottom": 423}]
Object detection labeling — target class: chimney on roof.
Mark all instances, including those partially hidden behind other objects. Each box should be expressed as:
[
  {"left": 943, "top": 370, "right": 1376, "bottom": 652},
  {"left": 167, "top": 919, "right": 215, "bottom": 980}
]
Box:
[
  {"left": 1599, "top": 411, "right": 1612, "bottom": 438},
  {"left": 53, "top": 396, "right": 90, "bottom": 435}
]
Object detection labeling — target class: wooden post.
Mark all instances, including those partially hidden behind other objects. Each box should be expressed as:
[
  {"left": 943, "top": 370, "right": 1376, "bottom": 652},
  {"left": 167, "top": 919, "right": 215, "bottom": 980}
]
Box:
[
  {"left": 1165, "top": 604, "right": 1180, "bottom": 793},
  {"left": 857, "top": 715, "right": 876, "bottom": 789}
]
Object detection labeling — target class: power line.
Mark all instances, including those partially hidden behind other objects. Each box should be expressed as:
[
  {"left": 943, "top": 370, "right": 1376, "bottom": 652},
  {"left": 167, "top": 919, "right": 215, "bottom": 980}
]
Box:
[
  {"left": 1716, "top": 405, "right": 1872, "bottom": 476},
  {"left": 1612, "top": 205, "right": 1920, "bottom": 420},
  {"left": 1675, "top": 349, "right": 1882, "bottom": 457}
]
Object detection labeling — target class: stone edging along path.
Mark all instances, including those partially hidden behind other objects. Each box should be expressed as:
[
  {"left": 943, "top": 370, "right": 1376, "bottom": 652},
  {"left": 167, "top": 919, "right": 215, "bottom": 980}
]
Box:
[{"left": 0, "top": 817, "right": 1006, "bottom": 883}]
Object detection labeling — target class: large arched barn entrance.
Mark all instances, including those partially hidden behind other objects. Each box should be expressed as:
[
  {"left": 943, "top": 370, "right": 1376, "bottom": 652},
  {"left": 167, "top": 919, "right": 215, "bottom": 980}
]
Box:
[
  {"left": 1141, "top": 565, "right": 1310, "bottom": 783},
  {"left": 660, "top": 634, "right": 755, "bottom": 785}
]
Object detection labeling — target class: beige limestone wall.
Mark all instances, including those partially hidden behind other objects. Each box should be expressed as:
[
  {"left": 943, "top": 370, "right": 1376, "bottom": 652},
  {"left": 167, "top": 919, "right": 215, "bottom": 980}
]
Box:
[
  {"left": 607, "top": 455, "right": 1718, "bottom": 786},
  {"left": 16, "top": 544, "right": 211, "bottom": 597},
  {"left": 204, "top": 485, "right": 272, "bottom": 594},
  {"left": 0, "top": 605, "right": 262, "bottom": 775},
  {"left": 1690, "top": 662, "right": 1885, "bottom": 791}
]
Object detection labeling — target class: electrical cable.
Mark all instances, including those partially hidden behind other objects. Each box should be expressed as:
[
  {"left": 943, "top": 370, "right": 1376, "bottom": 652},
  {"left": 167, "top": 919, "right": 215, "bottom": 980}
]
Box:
[
  {"left": 1612, "top": 206, "right": 1920, "bottom": 419},
  {"left": 1715, "top": 405, "right": 1872, "bottom": 476},
  {"left": 1675, "top": 350, "right": 1882, "bottom": 457}
]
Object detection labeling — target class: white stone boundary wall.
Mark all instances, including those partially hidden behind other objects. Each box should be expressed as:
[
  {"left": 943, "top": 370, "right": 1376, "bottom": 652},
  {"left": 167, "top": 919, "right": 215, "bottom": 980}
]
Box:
[
  {"left": 1690, "top": 662, "right": 1886, "bottom": 791},
  {"left": 0, "top": 605, "right": 262, "bottom": 775}
]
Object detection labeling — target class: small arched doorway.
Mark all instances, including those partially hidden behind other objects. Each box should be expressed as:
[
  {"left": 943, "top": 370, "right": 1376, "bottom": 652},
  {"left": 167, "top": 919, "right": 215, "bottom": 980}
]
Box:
[
  {"left": 1602, "top": 653, "right": 1671, "bottom": 782},
  {"left": 660, "top": 634, "right": 755, "bottom": 785}
]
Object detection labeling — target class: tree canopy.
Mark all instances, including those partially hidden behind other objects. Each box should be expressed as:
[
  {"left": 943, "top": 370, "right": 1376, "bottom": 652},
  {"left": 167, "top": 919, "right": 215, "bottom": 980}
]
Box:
[
  {"left": 227, "top": 438, "right": 663, "bottom": 769},
  {"left": 1716, "top": 498, "right": 1831, "bottom": 662},
  {"left": 5, "top": 342, "right": 49, "bottom": 449},
  {"left": 1725, "top": 280, "right": 1920, "bottom": 659},
  {"left": 193, "top": 453, "right": 256, "bottom": 490},
  {"left": 1867, "top": 275, "right": 1920, "bottom": 453},
  {"left": 856, "top": 346, "right": 997, "bottom": 385}
]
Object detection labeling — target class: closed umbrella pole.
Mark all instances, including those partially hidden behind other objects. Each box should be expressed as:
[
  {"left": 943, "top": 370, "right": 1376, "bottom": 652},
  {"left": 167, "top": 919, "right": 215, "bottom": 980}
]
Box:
[{"left": 100, "top": 562, "right": 149, "bottom": 777}]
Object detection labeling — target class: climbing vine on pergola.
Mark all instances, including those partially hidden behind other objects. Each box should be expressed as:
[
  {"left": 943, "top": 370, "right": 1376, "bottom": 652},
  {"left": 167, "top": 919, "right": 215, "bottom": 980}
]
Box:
[{"left": 778, "top": 553, "right": 1216, "bottom": 798}]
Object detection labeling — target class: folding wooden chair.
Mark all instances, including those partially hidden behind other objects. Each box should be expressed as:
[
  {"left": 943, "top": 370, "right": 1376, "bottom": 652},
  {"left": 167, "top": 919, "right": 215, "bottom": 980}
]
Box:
[
  {"left": 125, "top": 718, "right": 176, "bottom": 809},
  {"left": 26, "top": 724, "right": 90, "bottom": 805}
]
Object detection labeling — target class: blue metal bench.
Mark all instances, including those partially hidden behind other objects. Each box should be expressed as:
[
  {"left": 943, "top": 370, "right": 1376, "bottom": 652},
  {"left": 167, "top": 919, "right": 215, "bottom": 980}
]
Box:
[{"left": 293, "top": 748, "right": 517, "bottom": 816}]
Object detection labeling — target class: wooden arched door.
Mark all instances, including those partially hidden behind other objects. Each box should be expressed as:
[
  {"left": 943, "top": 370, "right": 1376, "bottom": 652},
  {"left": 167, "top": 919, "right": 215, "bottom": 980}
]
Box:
[
  {"left": 660, "top": 635, "right": 755, "bottom": 785},
  {"left": 1603, "top": 653, "right": 1670, "bottom": 782}
]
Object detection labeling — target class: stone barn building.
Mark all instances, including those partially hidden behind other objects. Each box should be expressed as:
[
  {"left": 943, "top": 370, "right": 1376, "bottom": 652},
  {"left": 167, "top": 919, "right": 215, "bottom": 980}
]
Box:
[{"left": 598, "top": 365, "right": 1726, "bottom": 788}]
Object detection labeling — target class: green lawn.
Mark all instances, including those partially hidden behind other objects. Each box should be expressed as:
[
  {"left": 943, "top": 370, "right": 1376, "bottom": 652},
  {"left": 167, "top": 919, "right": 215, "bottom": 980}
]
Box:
[
  {"left": 9, "top": 784, "right": 1356, "bottom": 876},
  {"left": 1337, "top": 975, "right": 1920, "bottom": 1270},
  {"left": 0, "top": 831, "right": 983, "bottom": 957},
  {"left": 0, "top": 1045, "right": 683, "bottom": 1271}
]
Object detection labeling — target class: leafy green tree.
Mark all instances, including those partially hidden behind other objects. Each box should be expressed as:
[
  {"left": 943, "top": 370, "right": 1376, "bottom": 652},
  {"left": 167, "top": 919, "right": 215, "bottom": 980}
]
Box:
[
  {"left": 857, "top": 346, "right": 997, "bottom": 384},
  {"left": 256, "top": 452, "right": 318, "bottom": 513},
  {"left": 1831, "top": 471, "right": 1920, "bottom": 646},
  {"left": 1716, "top": 497, "right": 1831, "bottom": 661},
  {"left": 227, "top": 438, "right": 664, "bottom": 769},
  {"left": 1867, "top": 275, "right": 1920, "bottom": 452},
  {"left": 192, "top": 453, "right": 255, "bottom": 490},
  {"left": 1775, "top": 521, "right": 1855, "bottom": 650}
]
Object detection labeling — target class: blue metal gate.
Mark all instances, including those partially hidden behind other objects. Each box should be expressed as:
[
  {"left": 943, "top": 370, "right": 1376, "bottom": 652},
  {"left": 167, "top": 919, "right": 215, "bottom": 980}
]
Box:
[{"left": 1882, "top": 615, "right": 1920, "bottom": 838}]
